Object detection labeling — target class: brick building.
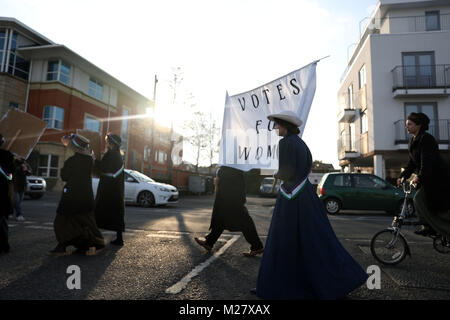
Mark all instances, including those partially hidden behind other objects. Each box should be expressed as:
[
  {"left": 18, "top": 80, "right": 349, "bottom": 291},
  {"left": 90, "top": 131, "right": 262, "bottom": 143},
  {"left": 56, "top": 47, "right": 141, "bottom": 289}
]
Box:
[{"left": 0, "top": 17, "right": 189, "bottom": 191}]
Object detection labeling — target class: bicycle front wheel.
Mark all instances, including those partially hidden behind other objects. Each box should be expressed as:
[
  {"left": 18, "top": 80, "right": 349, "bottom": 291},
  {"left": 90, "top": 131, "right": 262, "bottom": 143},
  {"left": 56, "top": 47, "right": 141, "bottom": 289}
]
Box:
[{"left": 370, "top": 229, "right": 408, "bottom": 265}]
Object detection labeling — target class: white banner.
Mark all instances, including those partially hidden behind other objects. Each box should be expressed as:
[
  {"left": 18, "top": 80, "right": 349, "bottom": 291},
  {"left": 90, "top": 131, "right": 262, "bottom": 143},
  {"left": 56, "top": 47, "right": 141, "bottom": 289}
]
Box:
[{"left": 219, "top": 61, "right": 317, "bottom": 171}]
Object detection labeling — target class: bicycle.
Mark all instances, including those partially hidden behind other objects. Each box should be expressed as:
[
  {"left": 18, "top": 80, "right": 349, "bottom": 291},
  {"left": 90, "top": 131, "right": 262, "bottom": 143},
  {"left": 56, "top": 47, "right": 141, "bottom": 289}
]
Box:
[{"left": 370, "top": 181, "right": 450, "bottom": 265}]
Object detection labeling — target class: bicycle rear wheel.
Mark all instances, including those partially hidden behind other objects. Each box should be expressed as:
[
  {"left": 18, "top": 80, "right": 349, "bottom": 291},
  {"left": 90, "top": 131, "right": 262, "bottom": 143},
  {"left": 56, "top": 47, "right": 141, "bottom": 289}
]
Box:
[
  {"left": 433, "top": 236, "right": 450, "bottom": 254},
  {"left": 370, "top": 229, "right": 408, "bottom": 265}
]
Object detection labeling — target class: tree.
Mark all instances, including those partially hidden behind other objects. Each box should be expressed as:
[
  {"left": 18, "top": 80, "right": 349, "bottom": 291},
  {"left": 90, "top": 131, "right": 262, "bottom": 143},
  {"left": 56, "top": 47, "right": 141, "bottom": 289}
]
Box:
[
  {"left": 183, "top": 106, "right": 208, "bottom": 173},
  {"left": 205, "top": 112, "right": 221, "bottom": 173}
]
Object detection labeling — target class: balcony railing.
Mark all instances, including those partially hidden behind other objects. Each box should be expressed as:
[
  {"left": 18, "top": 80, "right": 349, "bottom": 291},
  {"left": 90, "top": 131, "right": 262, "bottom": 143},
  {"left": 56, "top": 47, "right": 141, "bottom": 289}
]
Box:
[
  {"left": 387, "top": 13, "right": 450, "bottom": 33},
  {"left": 392, "top": 64, "right": 450, "bottom": 90},
  {"left": 337, "top": 134, "right": 360, "bottom": 160},
  {"left": 394, "top": 119, "right": 450, "bottom": 144}
]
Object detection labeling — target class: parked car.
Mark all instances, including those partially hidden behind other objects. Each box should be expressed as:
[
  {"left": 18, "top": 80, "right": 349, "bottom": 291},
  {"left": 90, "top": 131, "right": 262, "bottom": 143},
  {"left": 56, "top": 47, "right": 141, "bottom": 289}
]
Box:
[
  {"left": 25, "top": 175, "right": 46, "bottom": 199},
  {"left": 259, "top": 177, "right": 281, "bottom": 197},
  {"left": 92, "top": 169, "right": 179, "bottom": 207},
  {"left": 317, "top": 172, "right": 415, "bottom": 216}
]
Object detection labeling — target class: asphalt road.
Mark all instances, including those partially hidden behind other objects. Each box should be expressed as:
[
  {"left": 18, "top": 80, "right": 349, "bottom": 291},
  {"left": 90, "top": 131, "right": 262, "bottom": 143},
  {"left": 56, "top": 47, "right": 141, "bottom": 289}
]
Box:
[{"left": 1, "top": 192, "right": 450, "bottom": 301}]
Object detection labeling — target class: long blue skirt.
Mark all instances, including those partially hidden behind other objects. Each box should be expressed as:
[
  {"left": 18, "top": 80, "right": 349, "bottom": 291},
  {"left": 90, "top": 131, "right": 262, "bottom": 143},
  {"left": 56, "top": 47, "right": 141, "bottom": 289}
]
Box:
[{"left": 256, "top": 181, "right": 368, "bottom": 300}]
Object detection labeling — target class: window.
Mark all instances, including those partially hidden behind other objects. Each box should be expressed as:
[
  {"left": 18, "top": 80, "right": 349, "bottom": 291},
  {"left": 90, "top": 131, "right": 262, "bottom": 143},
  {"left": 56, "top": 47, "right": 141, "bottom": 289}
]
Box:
[
  {"left": 361, "top": 111, "right": 368, "bottom": 133},
  {"left": 333, "top": 175, "right": 352, "bottom": 187},
  {"left": 353, "top": 175, "right": 386, "bottom": 189},
  {"left": 157, "top": 150, "right": 167, "bottom": 164},
  {"left": 46, "top": 60, "right": 71, "bottom": 85},
  {"left": 347, "top": 84, "right": 353, "bottom": 109},
  {"left": 89, "top": 78, "right": 103, "bottom": 100},
  {"left": 84, "top": 115, "right": 101, "bottom": 132},
  {"left": 7, "top": 32, "right": 29, "bottom": 80},
  {"left": 121, "top": 109, "right": 129, "bottom": 157},
  {"left": 9, "top": 102, "right": 19, "bottom": 109},
  {"left": 426, "top": 11, "right": 440, "bottom": 31},
  {"left": 402, "top": 52, "right": 435, "bottom": 87},
  {"left": 405, "top": 103, "right": 437, "bottom": 137},
  {"left": 43, "top": 106, "right": 64, "bottom": 130},
  {"left": 358, "top": 65, "right": 366, "bottom": 89},
  {"left": 38, "top": 154, "right": 59, "bottom": 178}
]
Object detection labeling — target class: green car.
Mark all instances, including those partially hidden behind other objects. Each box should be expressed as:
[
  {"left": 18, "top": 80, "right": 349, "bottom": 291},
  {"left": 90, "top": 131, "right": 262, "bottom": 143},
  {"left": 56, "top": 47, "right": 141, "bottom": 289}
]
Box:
[{"left": 317, "top": 173, "right": 415, "bottom": 216}]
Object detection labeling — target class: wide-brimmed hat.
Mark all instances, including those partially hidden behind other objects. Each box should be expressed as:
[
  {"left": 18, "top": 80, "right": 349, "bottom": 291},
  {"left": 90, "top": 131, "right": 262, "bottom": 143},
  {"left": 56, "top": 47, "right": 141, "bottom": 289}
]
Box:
[
  {"left": 61, "top": 133, "right": 91, "bottom": 155},
  {"left": 106, "top": 133, "right": 122, "bottom": 147},
  {"left": 267, "top": 110, "right": 303, "bottom": 127}
]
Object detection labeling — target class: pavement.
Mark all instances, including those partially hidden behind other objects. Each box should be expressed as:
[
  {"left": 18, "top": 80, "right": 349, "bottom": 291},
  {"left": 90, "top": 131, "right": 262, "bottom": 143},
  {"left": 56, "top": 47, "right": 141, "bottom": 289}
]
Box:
[{"left": 1, "top": 192, "right": 450, "bottom": 302}]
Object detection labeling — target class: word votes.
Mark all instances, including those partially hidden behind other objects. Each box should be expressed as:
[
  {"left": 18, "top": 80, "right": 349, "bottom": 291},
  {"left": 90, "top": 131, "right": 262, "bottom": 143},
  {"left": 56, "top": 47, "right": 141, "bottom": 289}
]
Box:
[{"left": 236, "top": 78, "right": 301, "bottom": 111}]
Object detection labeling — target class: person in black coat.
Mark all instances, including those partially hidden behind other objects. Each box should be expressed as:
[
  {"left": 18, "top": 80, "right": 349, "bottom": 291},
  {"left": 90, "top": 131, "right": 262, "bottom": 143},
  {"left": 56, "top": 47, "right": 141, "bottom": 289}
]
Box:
[
  {"left": 49, "top": 134, "right": 105, "bottom": 256},
  {"left": 12, "top": 157, "right": 31, "bottom": 221},
  {"left": 195, "top": 166, "right": 264, "bottom": 256},
  {"left": 94, "top": 133, "right": 125, "bottom": 246},
  {"left": 397, "top": 112, "right": 450, "bottom": 237},
  {"left": 0, "top": 134, "right": 14, "bottom": 254}
]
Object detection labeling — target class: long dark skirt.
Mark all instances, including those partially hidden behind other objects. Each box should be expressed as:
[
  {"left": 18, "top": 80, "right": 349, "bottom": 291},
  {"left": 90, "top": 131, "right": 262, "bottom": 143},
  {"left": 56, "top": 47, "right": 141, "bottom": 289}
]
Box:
[
  {"left": 0, "top": 216, "right": 9, "bottom": 253},
  {"left": 54, "top": 211, "right": 105, "bottom": 249},
  {"left": 256, "top": 181, "right": 368, "bottom": 300},
  {"left": 414, "top": 188, "right": 450, "bottom": 237}
]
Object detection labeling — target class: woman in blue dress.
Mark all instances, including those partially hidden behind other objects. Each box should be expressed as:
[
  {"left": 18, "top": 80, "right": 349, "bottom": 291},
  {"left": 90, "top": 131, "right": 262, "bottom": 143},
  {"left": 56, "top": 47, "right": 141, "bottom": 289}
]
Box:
[{"left": 256, "top": 111, "right": 368, "bottom": 300}]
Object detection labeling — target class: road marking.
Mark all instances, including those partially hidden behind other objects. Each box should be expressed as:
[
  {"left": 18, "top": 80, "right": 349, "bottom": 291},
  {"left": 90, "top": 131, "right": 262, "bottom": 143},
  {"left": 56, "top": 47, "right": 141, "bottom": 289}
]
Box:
[
  {"left": 165, "top": 235, "right": 241, "bottom": 295},
  {"left": 147, "top": 234, "right": 182, "bottom": 239},
  {"left": 8, "top": 224, "right": 17, "bottom": 227},
  {"left": 25, "top": 225, "right": 53, "bottom": 230}
]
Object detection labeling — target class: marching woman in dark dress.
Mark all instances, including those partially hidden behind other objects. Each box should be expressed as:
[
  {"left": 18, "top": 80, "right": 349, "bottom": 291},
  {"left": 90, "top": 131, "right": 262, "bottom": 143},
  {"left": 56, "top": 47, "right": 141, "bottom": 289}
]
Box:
[
  {"left": 195, "top": 166, "right": 264, "bottom": 256},
  {"left": 0, "top": 134, "right": 14, "bottom": 254},
  {"left": 397, "top": 112, "right": 450, "bottom": 237},
  {"left": 256, "top": 111, "right": 368, "bottom": 300},
  {"left": 49, "top": 134, "right": 105, "bottom": 256},
  {"left": 94, "top": 133, "right": 125, "bottom": 246}
]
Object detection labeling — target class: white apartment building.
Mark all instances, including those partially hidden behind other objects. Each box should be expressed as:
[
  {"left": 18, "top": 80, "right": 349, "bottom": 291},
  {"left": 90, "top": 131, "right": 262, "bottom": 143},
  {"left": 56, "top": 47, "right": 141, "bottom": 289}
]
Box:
[{"left": 338, "top": 0, "right": 450, "bottom": 183}]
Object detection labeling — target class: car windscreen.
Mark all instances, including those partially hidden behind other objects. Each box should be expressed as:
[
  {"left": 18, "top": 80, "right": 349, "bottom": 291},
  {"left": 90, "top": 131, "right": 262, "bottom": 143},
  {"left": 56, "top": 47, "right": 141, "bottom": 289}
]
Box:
[
  {"left": 129, "top": 171, "right": 155, "bottom": 183},
  {"left": 262, "top": 178, "right": 274, "bottom": 184}
]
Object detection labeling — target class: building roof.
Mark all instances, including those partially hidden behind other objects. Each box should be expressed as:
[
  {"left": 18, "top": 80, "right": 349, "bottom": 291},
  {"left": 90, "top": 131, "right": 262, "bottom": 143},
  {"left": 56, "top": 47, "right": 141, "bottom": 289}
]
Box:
[
  {"left": 1, "top": 17, "right": 152, "bottom": 107},
  {"left": 0, "top": 17, "right": 54, "bottom": 45},
  {"left": 18, "top": 44, "right": 152, "bottom": 105}
]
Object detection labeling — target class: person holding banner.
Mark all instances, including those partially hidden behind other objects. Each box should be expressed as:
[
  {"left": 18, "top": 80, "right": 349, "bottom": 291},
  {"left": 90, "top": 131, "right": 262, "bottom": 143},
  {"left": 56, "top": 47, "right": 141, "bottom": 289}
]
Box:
[
  {"left": 49, "top": 133, "right": 105, "bottom": 256},
  {"left": 0, "top": 134, "right": 14, "bottom": 254},
  {"left": 94, "top": 133, "right": 125, "bottom": 246},
  {"left": 255, "top": 111, "right": 367, "bottom": 299},
  {"left": 195, "top": 166, "right": 264, "bottom": 256}
]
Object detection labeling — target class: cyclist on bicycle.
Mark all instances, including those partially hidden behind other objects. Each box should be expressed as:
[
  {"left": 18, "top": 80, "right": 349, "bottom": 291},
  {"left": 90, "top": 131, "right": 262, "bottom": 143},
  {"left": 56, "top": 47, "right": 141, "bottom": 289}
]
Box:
[{"left": 396, "top": 112, "right": 450, "bottom": 238}]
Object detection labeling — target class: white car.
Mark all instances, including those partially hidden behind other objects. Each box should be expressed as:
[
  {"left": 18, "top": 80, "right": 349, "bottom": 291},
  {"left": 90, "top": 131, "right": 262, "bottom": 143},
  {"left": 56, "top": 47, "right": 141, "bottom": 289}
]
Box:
[{"left": 92, "top": 169, "right": 179, "bottom": 207}]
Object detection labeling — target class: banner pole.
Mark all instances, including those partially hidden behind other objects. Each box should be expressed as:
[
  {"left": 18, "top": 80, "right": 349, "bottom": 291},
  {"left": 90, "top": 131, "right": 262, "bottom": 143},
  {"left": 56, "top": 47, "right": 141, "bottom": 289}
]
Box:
[{"left": 314, "top": 55, "right": 331, "bottom": 63}]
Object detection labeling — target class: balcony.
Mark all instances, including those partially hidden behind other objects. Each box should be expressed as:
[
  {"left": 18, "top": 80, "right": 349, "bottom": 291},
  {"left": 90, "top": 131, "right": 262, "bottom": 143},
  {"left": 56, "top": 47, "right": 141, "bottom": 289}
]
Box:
[
  {"left": 394, "top": 119, "right": 450, "bottom": 146},
  {"left": 337, "top": 91, "right": 359, "bottom": 123},
  {"left": 338, "top": 134, "right": 360, "bottom": 160},
  {"left": 391, "top": 65, "right": 450, "bottom": 98},
  {"left": 387, "top": 13, "right": 450, "bottom": 34}
]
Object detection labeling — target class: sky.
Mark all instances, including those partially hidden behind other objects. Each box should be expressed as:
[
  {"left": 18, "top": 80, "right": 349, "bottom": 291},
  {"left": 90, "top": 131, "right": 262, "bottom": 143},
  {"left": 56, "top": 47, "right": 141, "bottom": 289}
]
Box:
[{"left": 0, "top": 0, "right": 378, "bottom": 168}]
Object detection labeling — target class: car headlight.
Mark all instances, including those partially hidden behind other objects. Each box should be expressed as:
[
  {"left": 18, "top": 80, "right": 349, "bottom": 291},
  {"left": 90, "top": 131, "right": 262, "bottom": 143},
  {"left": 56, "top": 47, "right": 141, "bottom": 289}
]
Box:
[{"left": 159, "top": 187, "right": 170, "bottom": 192}]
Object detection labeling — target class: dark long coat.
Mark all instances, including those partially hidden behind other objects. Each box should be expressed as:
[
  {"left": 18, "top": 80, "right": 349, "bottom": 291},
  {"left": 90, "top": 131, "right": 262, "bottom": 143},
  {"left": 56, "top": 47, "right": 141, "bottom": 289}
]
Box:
[
  {"left": 210, "top": 166, "right": 253, "bottom": 232},
  {"left": 0, "top": 149, "right": 14, "bottom": 217},
  {"left": 399, "top": 131, "right": 450, "bottom": 212},
  {"left": 0, "top": 149, "right": 14, "bottom": 253},
  {"left": 94, "top": 149, "right": 125, "bottom": 232},
  {"left": 256, "top": 133, "right": 368, "bottom": 299},
  {"left": 56, "top": 153, "right": 95, "bottom": 215},
  {"left": 54, "top": 152, "right": 104, "bottom": 248}
]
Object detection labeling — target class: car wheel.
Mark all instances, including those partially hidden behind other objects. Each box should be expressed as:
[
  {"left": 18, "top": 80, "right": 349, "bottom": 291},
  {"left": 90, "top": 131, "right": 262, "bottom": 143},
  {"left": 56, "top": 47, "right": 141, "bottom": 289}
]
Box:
[
  {"left": 137, "top": 191, "right": 155, "bottom": 208},
  {"left": 324, "top": 198, "right": 341, "bottom": 215}
]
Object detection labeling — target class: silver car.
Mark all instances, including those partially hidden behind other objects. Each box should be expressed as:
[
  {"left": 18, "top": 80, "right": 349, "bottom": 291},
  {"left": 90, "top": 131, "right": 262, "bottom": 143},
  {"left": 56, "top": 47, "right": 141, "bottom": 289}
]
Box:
[
  {"left": 259, "top": 177, "right": 281, "bottom": 197},
  {"left": 25, "top": 176, "right": 46, "bottom": 199}
]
